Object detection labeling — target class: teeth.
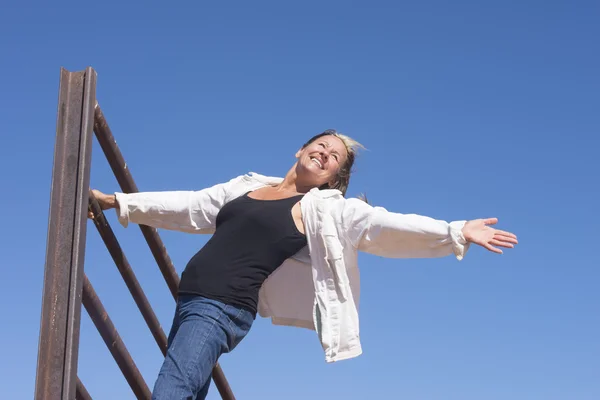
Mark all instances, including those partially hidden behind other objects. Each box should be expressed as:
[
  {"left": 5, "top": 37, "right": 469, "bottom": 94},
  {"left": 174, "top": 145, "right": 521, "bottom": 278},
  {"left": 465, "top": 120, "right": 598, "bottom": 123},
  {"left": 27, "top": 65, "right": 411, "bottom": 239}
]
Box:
[{"left": 311, "top": 157, "right": 322, "bottom": 168}]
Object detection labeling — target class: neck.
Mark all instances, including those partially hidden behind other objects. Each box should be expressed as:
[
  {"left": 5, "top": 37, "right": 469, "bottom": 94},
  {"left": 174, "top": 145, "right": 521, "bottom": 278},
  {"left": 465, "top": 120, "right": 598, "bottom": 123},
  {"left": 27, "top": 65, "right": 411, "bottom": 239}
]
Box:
[{"left": 274, "top": 163, "right": 317, "bottom": 194}]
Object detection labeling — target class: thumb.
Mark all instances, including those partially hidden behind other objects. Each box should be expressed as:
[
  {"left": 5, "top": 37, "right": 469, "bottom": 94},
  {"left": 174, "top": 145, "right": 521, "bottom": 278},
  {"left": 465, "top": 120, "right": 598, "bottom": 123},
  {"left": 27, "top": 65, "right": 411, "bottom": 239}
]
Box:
[{"left": 484, "top": 217, "right": 498, "bottom": 225}]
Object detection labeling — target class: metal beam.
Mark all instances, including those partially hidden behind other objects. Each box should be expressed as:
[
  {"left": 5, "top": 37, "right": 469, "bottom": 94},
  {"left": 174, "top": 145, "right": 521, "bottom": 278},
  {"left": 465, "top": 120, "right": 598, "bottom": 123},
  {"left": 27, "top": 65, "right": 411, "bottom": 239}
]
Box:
[
  {"left": 88, "top": 192, "right": 168, "bottom": 355},
  {"left": 82, "top": 274, "right": 152, "bottom": 399},
  {"left": 35, "top": 67, "right": 96, "bottom": 400},
  {"left": 93, "top": 105, "right": 235, "bottom": 399},
  {"left": 93, "top": 105, "right": 180, "bottom": 298},
  {"left": 76, "top": 378, "right": 93, "bottom": 400}
]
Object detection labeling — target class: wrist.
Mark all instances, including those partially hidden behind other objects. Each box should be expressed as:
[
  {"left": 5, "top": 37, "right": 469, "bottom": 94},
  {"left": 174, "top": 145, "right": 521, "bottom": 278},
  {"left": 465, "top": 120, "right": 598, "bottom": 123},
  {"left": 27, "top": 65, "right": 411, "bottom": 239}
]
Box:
[
  {"left": 461, "top": 222, "right": 472, "bottom": 242},
  {"left": 103, "top": 193, "right": 117, "bottom": 209}
]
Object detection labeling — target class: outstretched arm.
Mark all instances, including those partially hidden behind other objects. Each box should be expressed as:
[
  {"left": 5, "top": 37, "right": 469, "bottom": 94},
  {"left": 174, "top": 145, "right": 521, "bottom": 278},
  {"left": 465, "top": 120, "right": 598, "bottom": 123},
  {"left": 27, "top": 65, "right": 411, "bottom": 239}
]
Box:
[
  {"left": 339, "top": 198, "right": 517, "bottom": 260},
  {"left": 88, "top": 176, "right": 244, "bottom": 234}
]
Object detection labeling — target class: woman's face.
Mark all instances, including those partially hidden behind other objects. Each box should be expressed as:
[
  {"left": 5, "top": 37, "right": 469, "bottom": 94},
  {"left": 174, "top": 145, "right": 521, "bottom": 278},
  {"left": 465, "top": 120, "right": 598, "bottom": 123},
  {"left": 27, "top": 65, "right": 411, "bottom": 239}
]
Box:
[{"left": 295, "top": 135, "right": 348, "bottom": 189}]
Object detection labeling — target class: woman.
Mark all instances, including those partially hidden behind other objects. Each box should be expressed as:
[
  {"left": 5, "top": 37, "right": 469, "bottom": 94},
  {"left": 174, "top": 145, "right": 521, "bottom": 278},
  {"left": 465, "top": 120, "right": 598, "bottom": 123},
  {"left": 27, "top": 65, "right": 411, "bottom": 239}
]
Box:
[{"left": 90, "top": 129, "right": 517, "bottom": 399}]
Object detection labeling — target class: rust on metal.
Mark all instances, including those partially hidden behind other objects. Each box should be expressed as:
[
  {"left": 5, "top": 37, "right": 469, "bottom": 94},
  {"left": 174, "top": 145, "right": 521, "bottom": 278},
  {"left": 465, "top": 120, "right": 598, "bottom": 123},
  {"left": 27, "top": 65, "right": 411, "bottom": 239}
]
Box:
[
  {"left": 93, "top": 105, "right": 180, "bottom": 299},
  {"left": 76, "top": 378, "right": 93, "bottom": 400},
  {"left": 88, "top": 192, "right": 168, "bottom": 355},
  {"left": 35, "top": 67, "right": 97, "bottom": 400},
  {"left": 82, "top": 274, "right": 151, "bottom": 399},
  {"left": 212, "top": 366, "right": 237, "bottom": 400},
  {"left": 36, "top": 67, "right": 237, "bottom": 400},
  {"left": 93, "top": 105, "right": 236, "bottom": 398}
]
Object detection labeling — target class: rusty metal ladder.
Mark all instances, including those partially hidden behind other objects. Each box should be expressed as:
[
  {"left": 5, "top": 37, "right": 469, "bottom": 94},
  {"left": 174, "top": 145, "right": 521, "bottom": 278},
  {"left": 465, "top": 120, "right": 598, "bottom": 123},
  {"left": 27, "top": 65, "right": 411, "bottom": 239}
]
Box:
[{"left": 34, "top": 67, "right": 236, "bottom": 400}]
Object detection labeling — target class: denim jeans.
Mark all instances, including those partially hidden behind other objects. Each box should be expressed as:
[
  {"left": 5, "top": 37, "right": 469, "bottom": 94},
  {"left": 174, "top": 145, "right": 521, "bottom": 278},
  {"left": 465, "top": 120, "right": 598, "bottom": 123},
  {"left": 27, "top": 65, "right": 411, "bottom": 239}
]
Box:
[{"left": 152, "top": 295, "right": 254, "bottom": 400}]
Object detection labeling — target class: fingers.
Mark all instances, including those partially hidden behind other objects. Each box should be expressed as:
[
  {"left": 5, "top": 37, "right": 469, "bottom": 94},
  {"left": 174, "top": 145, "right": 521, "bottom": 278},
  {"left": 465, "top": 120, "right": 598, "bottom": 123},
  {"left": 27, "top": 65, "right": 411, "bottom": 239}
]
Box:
[
  {"left": 484, "top": 242, "right": 503, "bottom": 254},
  {"left": 471, "top": 220, "right": 518, "bottom": 254},
  {"left": 496, "top": 231, "right": 517, "bottom": 238},
  {"left": 490, "top": 239, "right": 514, "bottom": 249},
  {"left": 482, "top": 217, "right": 518, "bottom": 243},
  {"left": 485, "top": 233, "right": 518, "bottom": 254},
  {"left": 479, "top": 219, "right": 518, "bottom": 240},
  {"left": 495, "top": 233, "right": 518, "bottom": 244}
]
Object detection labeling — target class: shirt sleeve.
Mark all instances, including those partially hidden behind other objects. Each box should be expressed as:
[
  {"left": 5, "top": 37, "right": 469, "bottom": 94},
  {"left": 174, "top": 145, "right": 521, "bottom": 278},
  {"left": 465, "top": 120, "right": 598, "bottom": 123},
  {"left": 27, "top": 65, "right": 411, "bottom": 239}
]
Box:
[
  {"left": 113, "top": 175, "right": 243, "bottom": 234},
  {"left": 339, "top": 198, "right": 470, "bottom": 260}
]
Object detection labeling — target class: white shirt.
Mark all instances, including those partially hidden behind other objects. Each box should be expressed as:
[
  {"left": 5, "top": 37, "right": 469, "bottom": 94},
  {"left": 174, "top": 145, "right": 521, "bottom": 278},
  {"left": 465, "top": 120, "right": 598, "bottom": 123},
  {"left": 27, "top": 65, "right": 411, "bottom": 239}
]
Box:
[{"left": 114, "top": 172, "right": 470, "bottom": 363}]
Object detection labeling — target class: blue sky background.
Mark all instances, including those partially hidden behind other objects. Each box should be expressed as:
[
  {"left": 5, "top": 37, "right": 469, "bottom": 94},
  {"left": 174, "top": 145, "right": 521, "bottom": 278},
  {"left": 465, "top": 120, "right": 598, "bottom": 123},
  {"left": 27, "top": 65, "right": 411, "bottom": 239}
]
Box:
[{"left": 1, "top": 1, "right": 599, "bottom": 399}]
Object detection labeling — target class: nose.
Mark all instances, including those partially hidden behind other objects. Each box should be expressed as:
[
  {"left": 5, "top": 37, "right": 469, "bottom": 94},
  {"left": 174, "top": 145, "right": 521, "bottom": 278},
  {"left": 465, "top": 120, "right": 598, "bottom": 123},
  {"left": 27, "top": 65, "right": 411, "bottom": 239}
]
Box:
[{"left": 319, "top": 147, "right": 330, "bottom": 162}]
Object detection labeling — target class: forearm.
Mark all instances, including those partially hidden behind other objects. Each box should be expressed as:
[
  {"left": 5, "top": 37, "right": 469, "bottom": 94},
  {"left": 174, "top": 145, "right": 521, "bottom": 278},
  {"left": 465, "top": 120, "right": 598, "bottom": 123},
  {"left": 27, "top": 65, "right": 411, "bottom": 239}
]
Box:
[
  {"left": 358, "top": 209, "right": 470, "bottom": 260},
  {"left": 341, "top": 193, "right": 516, "bottom": 260},
  {"left": 115, "top": 191, "right": 211, "bottom": 233},
  {"left": 340, "top": 198, "right": 470, "bottom": 260},
  {"left": 90, "top": 174, "right": 245, "bottom": 234}
]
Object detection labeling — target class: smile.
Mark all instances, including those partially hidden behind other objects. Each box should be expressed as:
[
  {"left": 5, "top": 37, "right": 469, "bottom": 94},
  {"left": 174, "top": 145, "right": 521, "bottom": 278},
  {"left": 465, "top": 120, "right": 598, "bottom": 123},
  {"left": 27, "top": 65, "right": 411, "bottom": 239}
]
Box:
[{"left": 310, "top": 157, "right": 323, "bottom": 169}]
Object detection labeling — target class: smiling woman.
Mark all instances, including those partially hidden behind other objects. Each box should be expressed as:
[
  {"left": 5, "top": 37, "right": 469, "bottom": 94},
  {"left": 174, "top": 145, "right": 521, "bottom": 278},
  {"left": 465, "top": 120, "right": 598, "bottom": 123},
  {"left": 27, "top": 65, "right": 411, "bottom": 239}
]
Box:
[
  {"left": 89, "top": 129, "right": 517, "bottom": 400},
  {"left": 295, "top": 129, "right": 364, "bottom": 196}
]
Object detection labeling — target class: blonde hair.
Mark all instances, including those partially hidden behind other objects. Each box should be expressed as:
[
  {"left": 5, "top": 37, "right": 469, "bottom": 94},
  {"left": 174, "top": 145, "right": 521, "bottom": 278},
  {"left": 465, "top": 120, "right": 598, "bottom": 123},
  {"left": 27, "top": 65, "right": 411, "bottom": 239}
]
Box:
[{"left": 301, "top": 129, "right": 365, "bottom": 196}]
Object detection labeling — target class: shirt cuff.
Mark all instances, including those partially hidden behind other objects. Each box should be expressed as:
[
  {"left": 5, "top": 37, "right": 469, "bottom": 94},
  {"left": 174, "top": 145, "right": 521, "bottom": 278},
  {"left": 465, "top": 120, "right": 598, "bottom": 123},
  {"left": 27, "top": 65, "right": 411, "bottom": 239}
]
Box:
[
  {"left": 114, "top": 192, "right": 130, "bottom": 228},
  {"left": 449, "top": 221, "right": 470, "bottom": 261}
]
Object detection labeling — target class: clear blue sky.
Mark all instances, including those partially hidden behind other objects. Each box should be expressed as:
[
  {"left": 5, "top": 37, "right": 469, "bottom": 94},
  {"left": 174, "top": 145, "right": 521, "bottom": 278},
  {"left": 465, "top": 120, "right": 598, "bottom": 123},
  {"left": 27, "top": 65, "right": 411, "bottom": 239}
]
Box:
[{"left": 2, "top": 1, "right": 598, "bottom": 399}]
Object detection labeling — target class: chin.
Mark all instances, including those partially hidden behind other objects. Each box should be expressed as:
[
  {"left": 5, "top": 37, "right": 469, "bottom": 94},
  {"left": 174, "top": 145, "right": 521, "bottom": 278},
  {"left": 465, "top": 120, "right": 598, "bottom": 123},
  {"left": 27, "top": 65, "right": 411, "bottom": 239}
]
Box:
[
  {"left": 297, "top": 164, "right": 327, "bottom": 186},
  {"left": 298, "top": 161, "right": 320, "bottom": 176}
]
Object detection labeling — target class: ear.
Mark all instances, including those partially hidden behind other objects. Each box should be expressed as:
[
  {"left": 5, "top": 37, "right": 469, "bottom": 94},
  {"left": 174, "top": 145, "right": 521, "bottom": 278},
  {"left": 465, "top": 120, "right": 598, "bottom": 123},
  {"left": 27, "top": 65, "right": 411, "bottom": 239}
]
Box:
[{"left": 295, "top": 148, "right": 303, "bottom": 158}]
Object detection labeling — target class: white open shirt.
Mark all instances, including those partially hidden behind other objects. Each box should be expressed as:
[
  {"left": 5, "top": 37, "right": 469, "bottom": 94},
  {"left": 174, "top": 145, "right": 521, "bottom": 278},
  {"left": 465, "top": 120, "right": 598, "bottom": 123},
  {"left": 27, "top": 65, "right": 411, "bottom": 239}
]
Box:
[{"left": 115, "top": 172, "right": 470, "bottom": 363}]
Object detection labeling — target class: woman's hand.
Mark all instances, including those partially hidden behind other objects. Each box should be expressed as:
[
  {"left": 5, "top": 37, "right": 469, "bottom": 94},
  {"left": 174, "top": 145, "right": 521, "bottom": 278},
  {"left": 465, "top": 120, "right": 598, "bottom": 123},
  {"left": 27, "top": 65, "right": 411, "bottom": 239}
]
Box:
[
  {"left": 87, "top": 189, "right": 117, "bottom": 219},
  {"left": 462, "top": 218, "right": 518, "bottom": 254}
]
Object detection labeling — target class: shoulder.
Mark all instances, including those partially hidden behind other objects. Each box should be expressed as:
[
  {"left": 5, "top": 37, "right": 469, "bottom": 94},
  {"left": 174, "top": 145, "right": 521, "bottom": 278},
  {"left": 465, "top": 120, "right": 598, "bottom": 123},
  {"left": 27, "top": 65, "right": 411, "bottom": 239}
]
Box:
[
  {"left": 307, "top": 188, "right": 372, "bottom": 210},
  {"left": 304, "top": 189, "right": 375, "bottom": 222},
  {"left": 242, "top": 171, "right": 284, "bottom": 186},
  {"left": 210, "top": 172, "right": 283, "bottom": 188},
  {"left": 302, "top": 190, "right": 376, "bottom": 247},
  {"left": 305, "top": 187, "right": 344, "bottom": 200},
  {"left": 211, "top": 172, "right": 283, "bottom": 202}
]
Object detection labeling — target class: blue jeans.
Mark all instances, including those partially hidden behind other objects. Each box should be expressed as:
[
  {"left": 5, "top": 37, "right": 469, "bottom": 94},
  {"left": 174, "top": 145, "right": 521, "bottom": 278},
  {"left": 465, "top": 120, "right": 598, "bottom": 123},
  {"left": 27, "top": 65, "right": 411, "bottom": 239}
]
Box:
[{"left": 152, "top": 295, "right": 254, "bottom": 400}]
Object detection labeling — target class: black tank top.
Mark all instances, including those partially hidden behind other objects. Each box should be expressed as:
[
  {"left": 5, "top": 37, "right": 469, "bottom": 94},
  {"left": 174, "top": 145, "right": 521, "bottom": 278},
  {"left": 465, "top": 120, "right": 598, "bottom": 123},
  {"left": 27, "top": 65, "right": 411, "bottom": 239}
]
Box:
[{"left": 178, "top": 192, "right": 307, "bottom": 316}]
